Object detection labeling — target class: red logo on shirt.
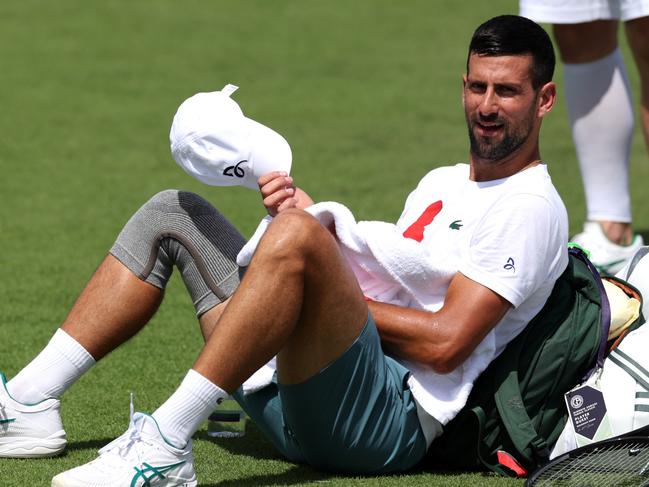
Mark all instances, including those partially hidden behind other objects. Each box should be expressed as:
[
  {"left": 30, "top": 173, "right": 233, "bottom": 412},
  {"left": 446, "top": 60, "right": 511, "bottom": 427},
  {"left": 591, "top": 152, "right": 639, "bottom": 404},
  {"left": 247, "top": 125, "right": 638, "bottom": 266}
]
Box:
[{"left": 403, "top": 200, "right": 443, "bottom": 242}]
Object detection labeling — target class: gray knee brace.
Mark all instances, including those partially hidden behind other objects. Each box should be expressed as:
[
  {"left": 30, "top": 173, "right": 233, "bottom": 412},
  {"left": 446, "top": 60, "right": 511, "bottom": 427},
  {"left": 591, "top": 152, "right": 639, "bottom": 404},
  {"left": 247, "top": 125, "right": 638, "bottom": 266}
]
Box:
[{"left": 110, "top": 189, "right": 246, "bottom": 317}]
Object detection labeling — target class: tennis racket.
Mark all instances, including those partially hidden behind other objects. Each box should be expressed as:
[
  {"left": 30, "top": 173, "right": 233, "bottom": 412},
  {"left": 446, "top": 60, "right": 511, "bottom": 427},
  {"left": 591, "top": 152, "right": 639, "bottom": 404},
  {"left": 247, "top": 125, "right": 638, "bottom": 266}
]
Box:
[{"left": 526, "top": 425, "right": 649, "bottom": 486}]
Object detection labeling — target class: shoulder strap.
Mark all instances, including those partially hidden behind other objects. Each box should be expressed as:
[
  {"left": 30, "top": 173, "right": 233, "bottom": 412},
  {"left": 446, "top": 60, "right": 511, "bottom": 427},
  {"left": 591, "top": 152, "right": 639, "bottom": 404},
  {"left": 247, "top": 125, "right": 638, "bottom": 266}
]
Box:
[{"left": 572, "top": 246, "right": 611, "bottom": 373}]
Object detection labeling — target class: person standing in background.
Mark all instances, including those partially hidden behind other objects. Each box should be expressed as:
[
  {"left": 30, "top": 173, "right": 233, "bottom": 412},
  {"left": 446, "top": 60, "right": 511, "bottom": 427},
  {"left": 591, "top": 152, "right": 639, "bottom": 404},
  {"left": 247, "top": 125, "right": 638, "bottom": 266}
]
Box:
[{"left": 520, "top": 0, "right": 649, "bottom": 274}]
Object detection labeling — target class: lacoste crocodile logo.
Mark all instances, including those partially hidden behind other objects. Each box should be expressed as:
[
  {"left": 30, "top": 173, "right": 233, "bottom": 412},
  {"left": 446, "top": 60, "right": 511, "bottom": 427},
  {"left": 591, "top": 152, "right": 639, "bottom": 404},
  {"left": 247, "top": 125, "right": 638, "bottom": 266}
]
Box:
[{"left": 449, "top": 220, "right": 463, "bottom": 230}]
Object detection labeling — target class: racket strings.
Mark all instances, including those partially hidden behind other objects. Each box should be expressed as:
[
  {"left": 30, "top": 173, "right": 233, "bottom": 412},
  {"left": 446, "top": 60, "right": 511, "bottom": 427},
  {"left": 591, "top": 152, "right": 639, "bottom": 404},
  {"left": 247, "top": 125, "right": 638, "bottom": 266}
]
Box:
[{"left": 531, "top": 440, "right": 649, "bottom": 486}]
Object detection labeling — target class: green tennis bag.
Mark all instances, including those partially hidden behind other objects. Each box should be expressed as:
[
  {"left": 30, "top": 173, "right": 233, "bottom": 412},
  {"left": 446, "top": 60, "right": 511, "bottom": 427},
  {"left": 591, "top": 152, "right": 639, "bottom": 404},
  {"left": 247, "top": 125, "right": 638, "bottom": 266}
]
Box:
[{"left": 426, "top": 247, "right": 643, "bottom": 476}]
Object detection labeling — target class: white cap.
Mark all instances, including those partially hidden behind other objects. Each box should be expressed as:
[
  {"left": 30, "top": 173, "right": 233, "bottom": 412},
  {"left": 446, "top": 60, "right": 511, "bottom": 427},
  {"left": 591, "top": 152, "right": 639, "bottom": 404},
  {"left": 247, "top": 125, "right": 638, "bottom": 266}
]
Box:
[{"left": 169, "top": 84, "right": 292, "bottom": 190}]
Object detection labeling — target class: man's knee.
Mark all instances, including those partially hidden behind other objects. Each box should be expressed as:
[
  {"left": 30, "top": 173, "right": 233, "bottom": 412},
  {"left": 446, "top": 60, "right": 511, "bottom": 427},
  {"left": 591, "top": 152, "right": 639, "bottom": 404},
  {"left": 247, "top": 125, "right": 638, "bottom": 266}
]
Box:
[
  {"left": 260, "top": 209, "right": 333, "bottom": 262},
  {"left": 142, "top": 189, "right": 212, "bottom": 216},
  {"left": 147, "top": 188, "right": 181, "bottom": 207},
  {"left": 116, "top": 189, "right": 187, "bottom": 252},
  {"left": 112, "top": 188, "right": 245, "bottom": 292},
  {"left": 131, "top": 190, "right": 241, "bottom": 240}
]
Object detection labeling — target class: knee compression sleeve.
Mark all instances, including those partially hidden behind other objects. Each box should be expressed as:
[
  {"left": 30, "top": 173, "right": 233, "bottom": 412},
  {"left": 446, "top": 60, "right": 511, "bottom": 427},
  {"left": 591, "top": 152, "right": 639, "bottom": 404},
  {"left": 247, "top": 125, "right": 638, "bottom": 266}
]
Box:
[
  {"left": 564, "top": 48, "right": 634, "bottom": 222},
  {"left": 110, "top": 189, "right": 246, "bottom": 317}
]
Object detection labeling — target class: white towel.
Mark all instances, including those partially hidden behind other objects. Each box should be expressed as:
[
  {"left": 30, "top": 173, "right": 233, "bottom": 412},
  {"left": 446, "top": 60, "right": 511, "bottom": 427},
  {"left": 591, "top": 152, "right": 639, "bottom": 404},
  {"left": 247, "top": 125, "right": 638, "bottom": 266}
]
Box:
[
  {"left": 239, "top": 202, "right": 466, "bottom": 402},
  {"left": 237, "top": 202, "right": 456, "bottom": 308}
]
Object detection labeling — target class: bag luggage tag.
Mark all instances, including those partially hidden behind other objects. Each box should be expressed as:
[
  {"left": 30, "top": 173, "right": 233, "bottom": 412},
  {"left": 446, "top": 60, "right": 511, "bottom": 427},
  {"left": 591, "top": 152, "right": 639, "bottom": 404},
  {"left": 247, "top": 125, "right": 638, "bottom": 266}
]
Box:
[{"left": 564, "top": 368, "right": 613, "bottom": 448}]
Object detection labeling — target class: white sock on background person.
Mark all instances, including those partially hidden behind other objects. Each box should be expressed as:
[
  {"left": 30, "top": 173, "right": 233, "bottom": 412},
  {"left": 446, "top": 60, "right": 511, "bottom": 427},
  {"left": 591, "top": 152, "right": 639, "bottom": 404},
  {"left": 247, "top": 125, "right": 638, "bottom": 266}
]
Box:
[
  {"left": 6, "top": 328, "right": 95, "bottom": 404},
  {"left": 152, "top": 368, "right": 227, "bottom": 448},
  {"left": 564, "top": 48, "right": 634, "bottom": 224}
]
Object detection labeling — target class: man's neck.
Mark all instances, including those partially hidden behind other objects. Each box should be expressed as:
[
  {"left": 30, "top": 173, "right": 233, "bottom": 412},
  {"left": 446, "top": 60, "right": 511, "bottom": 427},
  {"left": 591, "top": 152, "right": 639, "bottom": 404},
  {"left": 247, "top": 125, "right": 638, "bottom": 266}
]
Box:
[{"left": 469, "top": 147, "right": 542, "bottom": 182}]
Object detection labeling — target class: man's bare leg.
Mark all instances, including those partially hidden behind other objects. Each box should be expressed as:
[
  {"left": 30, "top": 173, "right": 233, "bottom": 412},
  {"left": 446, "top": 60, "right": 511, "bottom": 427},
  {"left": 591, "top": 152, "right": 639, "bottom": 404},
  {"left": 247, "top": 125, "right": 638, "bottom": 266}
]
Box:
[
  {"left": 194, "top": 208, "right": 368, "bottom": 391},
  {"left": 8, "top": 189, "right": 247, "bottom": 405},
  {"left": 150, "top": 209, "right": 368, "bottom": 448},
  {"left": 6, "top": 255, "right": 163, "bottom": 404},
  {"left": 60, "top": 254, "right": 163, "bottom": 360},
  {"left": 198, "top": 298, "right": 228, "bottom": 341}
]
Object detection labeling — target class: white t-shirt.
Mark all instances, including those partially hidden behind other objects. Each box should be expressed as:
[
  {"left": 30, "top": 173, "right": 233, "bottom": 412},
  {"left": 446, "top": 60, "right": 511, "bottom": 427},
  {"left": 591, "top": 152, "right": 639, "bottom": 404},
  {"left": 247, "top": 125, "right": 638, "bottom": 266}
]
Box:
[{"left": 394, "top": 163, "right": 568, "bottom": 441}]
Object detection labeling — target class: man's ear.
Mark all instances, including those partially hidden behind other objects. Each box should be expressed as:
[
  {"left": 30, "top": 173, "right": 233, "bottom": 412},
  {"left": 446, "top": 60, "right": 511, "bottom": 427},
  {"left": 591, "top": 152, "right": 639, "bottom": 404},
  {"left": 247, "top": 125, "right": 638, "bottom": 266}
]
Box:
[
  {"left": 537, "top": 81, "right": 556, "bottom": 118},
  {"left": 462, "top": 73, "right": 468, "bottom": 107}
]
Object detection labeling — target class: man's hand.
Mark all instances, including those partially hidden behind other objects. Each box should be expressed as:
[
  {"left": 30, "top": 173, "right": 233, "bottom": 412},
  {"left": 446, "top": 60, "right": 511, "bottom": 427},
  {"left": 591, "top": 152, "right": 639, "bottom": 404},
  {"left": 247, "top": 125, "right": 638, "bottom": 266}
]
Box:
[{"left": 258, "top": 171, "right": 314, "bottom": 217}]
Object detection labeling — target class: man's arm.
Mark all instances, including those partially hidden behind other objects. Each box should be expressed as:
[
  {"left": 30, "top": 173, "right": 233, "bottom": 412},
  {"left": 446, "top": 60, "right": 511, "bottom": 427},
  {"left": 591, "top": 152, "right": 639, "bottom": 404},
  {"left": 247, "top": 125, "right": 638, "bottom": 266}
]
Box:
[{"left": 370, "top": 272, "right": 511, "bottom": 374}]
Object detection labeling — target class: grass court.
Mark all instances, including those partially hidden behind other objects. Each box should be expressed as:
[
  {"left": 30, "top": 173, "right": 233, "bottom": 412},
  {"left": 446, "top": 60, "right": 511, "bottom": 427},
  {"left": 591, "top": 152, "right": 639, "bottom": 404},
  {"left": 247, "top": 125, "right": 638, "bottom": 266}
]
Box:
[{"left": 1, "top": 1, "right": 648, "bottom": 485}]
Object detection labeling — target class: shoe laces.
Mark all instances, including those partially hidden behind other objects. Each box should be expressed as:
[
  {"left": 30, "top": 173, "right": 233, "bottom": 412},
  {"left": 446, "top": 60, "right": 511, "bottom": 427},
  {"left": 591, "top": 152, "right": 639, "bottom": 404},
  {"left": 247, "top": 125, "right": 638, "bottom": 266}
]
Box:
[
  {"left": 0, "top": 390, "right": 8, "bottom": 415},
  {"left": 0, "top": 385, "right": 6, "bottom": 412},
  {"left": 0, "top": 399, "right": 12, "bottom": 427},
  {"left": 99, "top": 393, "right": 149, "bottom": 461}
]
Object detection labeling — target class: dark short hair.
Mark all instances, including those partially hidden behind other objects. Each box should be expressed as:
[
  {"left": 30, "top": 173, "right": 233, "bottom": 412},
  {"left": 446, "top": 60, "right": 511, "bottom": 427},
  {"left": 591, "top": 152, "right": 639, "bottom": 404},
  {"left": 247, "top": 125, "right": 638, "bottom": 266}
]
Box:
[{"left": 467, "top": 15, "right": 555, "bottom": 89}]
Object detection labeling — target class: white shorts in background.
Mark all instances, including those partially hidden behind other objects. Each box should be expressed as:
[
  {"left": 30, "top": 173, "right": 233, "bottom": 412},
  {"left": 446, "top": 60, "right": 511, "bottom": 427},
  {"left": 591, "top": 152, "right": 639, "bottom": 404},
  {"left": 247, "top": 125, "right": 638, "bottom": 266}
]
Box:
[{"left": 520, "top": 0, "right": 649, "bottom": 23}]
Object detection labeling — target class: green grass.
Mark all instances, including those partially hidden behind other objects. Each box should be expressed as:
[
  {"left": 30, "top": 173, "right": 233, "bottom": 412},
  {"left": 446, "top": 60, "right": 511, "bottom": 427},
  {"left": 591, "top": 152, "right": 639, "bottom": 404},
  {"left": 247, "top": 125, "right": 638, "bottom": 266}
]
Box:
[{"left": 1, "top": 1, "right": 648, "bottom": 485}]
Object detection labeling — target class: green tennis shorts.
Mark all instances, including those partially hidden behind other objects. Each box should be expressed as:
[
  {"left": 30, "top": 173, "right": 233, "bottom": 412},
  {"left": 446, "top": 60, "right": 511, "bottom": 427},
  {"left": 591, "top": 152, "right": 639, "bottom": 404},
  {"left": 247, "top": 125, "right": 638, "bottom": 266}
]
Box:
[{"left": 233, "top": 314, "right": 428, "bottom": 474}]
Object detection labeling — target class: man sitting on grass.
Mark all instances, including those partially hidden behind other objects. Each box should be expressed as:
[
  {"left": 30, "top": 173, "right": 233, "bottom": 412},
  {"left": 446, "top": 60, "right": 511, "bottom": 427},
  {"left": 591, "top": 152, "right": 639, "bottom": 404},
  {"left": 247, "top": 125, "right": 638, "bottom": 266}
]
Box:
[{"left": 1, "top": 15, "right": 568, "bottom": 486}]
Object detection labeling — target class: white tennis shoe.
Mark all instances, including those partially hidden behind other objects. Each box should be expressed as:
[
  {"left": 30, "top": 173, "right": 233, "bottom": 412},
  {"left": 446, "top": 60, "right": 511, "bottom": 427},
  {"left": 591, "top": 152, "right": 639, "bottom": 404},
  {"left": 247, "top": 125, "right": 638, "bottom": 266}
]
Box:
[
  {"left": 0, "top": 372, "right": 66, "bottom": 458},
  {"left": 51, "top": 412, "right": 197, "bottom": 487},
  {"left": 571, "top": 222, "right": 645, "bottom": 275}
]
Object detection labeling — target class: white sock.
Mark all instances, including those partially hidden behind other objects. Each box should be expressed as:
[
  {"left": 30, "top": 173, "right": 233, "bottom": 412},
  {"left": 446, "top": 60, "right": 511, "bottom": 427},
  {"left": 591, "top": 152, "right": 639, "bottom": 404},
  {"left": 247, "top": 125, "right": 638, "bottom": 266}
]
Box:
[
  {"left": 7, "top": 328, "right": 95, "bottom": 404},
  {"left": 152, "top": 369, "right": 227, "bottom": 448},
  {"left": 564, "top": 48, "right": 634, "bottom": 223}
]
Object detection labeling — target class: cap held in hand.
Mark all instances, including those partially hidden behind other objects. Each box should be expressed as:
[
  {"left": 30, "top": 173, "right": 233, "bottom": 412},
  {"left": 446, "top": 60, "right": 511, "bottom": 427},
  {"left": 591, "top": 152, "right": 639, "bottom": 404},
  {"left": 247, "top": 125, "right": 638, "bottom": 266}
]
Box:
[{"left": 170, "top": 84, "right": 292, "bottom": 190}]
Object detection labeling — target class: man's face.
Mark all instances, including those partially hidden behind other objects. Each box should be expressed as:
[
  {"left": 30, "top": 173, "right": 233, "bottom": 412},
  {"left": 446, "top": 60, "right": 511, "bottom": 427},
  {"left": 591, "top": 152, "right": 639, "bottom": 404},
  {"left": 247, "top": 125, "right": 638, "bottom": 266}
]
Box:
[{"left": 463, "top": 53, "right": 540, "bottom": 162}]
